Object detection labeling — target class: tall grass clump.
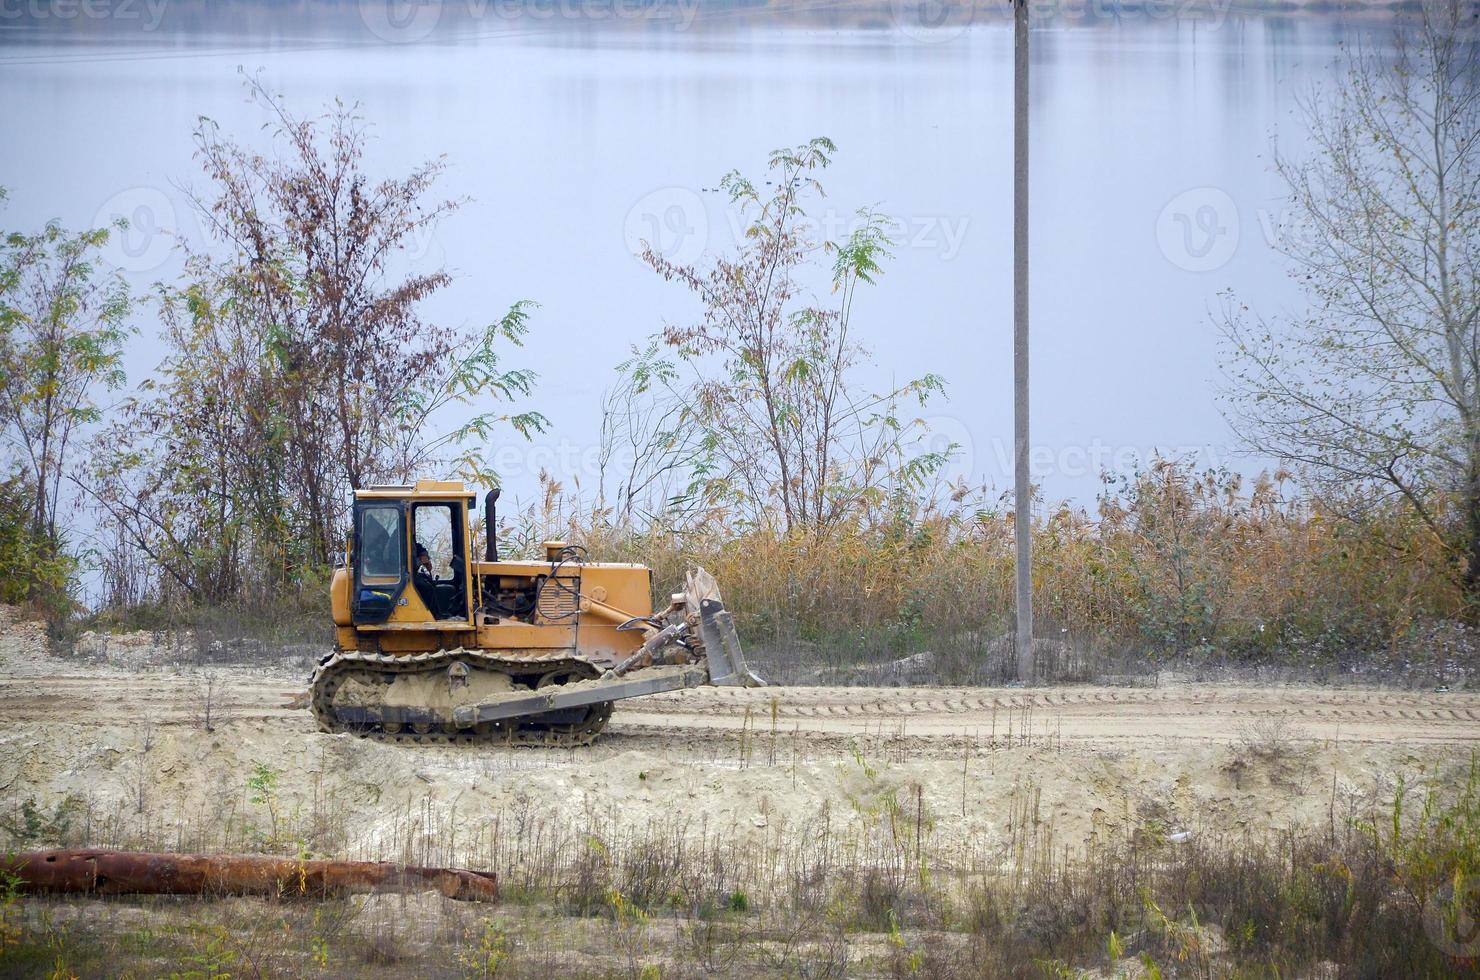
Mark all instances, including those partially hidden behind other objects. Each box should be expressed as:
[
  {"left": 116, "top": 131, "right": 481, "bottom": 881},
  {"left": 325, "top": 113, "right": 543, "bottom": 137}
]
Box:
[{"left": 504, "top": 458, "right": 1467, "bottom": 685}]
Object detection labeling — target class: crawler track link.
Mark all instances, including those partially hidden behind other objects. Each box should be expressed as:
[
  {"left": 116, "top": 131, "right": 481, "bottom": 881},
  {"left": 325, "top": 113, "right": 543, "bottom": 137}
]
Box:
[{"left": 309, "top": 648, "right": 614, "bottom": 748}]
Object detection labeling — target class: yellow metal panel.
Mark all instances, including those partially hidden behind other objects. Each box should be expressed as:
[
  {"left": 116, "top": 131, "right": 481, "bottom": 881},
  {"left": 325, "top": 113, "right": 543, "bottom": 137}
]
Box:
[
  {"left": 573, "top": 623, "right": 645, "bottom": 664},
  {"left": 389, "top": 580, "right": 436, "bottom": 624},
  {"left": 363, "top": 621, "right": 479, "bottom": 633},
  {"left": 471, "top": 560, "right": 651, "bottom": 577},
  {"left": 373, "top": 631, "right": 477, "bottom": 653},
  {"left": 473, "top": 560, "right": 556, "bottom": 577},
  {"left": 355, "top": 489, "right": 476, "bottom": 502},
  {"left": 330, "top": 567, "right": 351, "bottom": 626},
  {"left": 475, "top": 622, "right": 578, "bottom": 649},
  {"left": 579, "top": 564, "right": 654, "bottom": 619}
]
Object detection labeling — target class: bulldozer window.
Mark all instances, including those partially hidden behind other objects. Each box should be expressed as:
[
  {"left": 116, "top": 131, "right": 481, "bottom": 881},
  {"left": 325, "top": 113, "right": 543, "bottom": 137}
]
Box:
[
  {"left": 359, "top": 506, "right": 404, "bottom": 582},
  {"left": 413, "top": 505, "right": 454, "bottom": 579}
]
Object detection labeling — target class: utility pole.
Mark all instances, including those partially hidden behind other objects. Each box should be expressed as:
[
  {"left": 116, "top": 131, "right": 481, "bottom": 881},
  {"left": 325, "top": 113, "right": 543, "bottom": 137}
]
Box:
[{"left": 1012, "top": 0, "right": 1033, "bottom": 684}]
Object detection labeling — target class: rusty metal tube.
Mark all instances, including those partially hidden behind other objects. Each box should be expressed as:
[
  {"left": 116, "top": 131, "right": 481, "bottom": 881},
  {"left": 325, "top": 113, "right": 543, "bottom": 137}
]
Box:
[{"left": 7, "top": 849, "right": 497, "bottom": 903}]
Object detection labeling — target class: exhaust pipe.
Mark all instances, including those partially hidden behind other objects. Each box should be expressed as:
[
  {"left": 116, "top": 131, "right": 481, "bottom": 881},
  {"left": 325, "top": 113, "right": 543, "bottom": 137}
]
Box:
[{"left": 485, "top": 488, "right": 501, "bottom": 562}]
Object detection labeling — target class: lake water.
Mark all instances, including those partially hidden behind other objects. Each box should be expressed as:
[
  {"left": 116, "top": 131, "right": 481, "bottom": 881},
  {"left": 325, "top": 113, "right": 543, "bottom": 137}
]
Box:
[{"left": 0, "top": 5, "right": 1399, "bottom": 510}]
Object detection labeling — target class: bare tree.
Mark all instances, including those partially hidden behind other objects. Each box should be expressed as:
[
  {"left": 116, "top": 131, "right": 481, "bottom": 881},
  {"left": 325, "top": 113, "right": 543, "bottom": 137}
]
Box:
[{"left": 1221, "top": 5, "right": 1480, "bottom": 607}]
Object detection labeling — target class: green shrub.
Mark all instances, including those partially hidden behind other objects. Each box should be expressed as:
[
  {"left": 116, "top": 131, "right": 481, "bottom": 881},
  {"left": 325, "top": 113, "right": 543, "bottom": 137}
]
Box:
[{"left": 0, "top": 473, "right": 75, "bottom": 624}]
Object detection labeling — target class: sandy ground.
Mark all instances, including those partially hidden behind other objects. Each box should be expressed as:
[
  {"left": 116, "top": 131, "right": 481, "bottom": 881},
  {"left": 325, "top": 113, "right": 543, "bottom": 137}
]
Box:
[{"left": 2, "top": 607, "right": 1478, "bottom": 869}]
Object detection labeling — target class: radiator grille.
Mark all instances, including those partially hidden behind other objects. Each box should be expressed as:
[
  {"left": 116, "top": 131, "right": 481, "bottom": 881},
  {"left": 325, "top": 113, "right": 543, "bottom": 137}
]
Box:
[{"left": 537, "top": 575, "right": 581, "bottom": 621}]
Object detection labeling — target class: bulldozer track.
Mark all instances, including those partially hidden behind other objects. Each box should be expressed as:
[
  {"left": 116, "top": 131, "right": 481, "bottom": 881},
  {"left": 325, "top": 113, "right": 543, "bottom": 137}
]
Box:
[{"left": 308, "top": 648, "right": 614, "bottom": 748}]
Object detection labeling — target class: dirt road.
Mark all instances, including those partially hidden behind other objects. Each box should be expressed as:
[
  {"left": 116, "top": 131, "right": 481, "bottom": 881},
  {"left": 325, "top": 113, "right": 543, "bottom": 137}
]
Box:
[
  {"left": 2, "top": 661, "right": 1477, "bottom": 748},
  {"left": 2, "top": 615, "right": 1477, "bottom": 866}
]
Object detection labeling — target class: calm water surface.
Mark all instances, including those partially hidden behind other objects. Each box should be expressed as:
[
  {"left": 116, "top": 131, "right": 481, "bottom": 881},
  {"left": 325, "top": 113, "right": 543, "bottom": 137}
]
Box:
[{"left": 0, "top": 10, "right": 1395, "bottom": 507}]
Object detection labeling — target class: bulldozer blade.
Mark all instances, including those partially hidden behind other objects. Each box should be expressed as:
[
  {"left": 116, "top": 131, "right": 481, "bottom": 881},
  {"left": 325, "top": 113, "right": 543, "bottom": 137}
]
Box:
[
  {"left": 452, "top": 664, "right": 709, "bottom": 729},
  {"left": 447, "top": 602, "right": 758, "bottom": 731},
  {"left": 8, "top": 848, "right": 497, "bottom": 902},
  {"left": 698, "top": 598, "right": 765, "bottom": 687}
]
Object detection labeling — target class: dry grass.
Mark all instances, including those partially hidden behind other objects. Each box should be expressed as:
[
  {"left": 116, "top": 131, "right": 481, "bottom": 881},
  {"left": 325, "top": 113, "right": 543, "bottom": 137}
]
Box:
[
  {"left": 3, "top": 748, "right": 1477, "bottom": 978},
  {"left": 513, "top": 461, "right": 1475, "bottom": 687}
]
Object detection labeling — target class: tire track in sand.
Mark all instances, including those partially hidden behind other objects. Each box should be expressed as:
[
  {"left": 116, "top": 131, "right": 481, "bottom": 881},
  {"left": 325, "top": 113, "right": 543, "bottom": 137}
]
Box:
[{"left": 2, "top": 668, "right": 1477, "bottom": 746}]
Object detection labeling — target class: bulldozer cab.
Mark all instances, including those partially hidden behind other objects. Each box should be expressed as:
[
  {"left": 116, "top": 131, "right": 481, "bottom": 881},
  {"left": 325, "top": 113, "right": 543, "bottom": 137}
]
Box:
[
  {"left": 335, "top": 479, "right": 656, "bottom": 654},
  {"left": 349, "top": 481, "right": 476, "bottom": 627}
]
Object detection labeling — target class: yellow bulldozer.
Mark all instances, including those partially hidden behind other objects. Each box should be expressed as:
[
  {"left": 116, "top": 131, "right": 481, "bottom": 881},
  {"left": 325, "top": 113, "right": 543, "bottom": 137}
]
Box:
[{"left": 310, "top": 480, "right": 762, "bottom": 745}]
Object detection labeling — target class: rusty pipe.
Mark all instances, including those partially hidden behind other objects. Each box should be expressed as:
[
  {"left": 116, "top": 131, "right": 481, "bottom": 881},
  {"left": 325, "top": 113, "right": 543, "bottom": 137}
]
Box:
[{"left": 7, "top": 849, "right": 497, "bottom": 903}]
